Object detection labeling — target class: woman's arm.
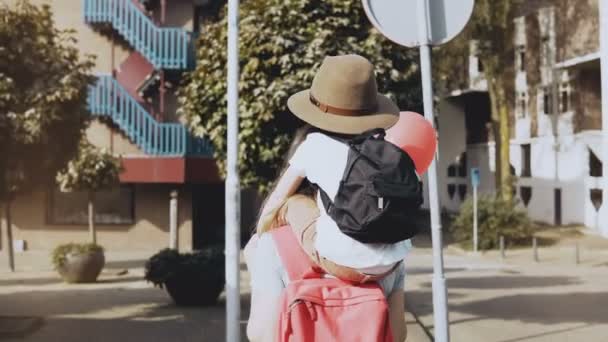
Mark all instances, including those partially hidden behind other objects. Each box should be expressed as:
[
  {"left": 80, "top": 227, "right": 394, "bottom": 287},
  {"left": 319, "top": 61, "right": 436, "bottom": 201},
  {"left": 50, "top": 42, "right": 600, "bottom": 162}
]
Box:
[
  {"left": 257, "top": 165, "right": 305, "bottom": 233},
  {"left": 246, "top": 235, "right": 284, "bottom": 342},
  {"left": 387, "top": 289, "right": 407, "bottom": 341},
  {"left": 243, "top": 234, "right": 258, "bottom": 273},
  {"left": 247, "top": 286, "right": 280, "bottom": 342}
]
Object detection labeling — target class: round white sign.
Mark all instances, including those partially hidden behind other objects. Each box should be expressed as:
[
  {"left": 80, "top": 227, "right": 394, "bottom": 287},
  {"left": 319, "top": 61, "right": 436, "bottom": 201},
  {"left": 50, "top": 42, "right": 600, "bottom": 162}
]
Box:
[{"left": 362, "top": 0, "right": 475, "bottom": 47}]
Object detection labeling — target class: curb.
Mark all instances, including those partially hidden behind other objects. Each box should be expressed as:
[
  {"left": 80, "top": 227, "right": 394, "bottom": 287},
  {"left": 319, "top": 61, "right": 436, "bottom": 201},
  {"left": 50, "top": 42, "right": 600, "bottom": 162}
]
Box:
[
  {"left": 0, "top": 316, "right": 44, "bottom": 339},
  {"left": 405, "top": 306, "right": 434, "bottom": 342}
]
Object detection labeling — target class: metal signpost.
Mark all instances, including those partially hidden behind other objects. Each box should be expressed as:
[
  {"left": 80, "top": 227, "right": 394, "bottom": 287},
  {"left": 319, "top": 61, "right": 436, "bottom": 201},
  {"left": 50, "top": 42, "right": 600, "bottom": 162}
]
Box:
[
  {"left": 600, "top": 0, "right": 608, "bottom": 237},
  {"left": 471, "top": 168, "right": 480, "bottom": 253},
  {"left": 226, "top": 0, "right": 241, "bottom": 341},
  {"left": 362, "top": 1, "right": 475, "bottom": 341}
]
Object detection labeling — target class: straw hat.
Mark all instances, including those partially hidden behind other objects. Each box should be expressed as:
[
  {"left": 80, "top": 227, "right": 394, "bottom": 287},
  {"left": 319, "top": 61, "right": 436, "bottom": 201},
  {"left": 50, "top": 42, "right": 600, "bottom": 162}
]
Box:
[{"left": 287, "top": 55, "right": 399, "bottom": 134}]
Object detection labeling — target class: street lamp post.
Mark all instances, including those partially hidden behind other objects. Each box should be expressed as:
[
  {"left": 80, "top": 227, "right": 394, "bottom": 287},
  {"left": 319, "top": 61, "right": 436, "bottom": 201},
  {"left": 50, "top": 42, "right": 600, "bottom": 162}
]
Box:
[
  {"left": 600, "top": 0, "right": 608, "bottom": 237},
  {"left": 416, "top": 2, "right": 450, "bottom": 340},
  {"left": 226, "top": 0, "right": 241, "bottom": 341},
  {"left": 362, "top": 1, "right": 475, "bottom": 340}
]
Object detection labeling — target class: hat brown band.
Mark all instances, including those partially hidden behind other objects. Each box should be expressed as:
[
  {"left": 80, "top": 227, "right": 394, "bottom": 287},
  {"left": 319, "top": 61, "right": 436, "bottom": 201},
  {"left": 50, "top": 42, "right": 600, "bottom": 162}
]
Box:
[{"left": 309, "top": 93, "right": 377, "bottom": 117}]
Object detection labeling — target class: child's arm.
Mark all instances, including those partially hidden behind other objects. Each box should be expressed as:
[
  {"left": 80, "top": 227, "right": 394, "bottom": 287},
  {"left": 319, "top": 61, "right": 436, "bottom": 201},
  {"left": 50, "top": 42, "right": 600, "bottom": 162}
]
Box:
[{"left": 256, "top": 165, "right": 305, "bottom": 233}]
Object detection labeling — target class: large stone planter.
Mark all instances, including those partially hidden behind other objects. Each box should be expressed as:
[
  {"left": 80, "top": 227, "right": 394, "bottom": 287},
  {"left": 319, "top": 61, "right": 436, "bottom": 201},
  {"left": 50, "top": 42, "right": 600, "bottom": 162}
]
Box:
[
  {"left": 57, "top": 250, "right": 105, "bottom": 283},
  {"left": 145, "top": 247, "right": 225, "bottom": 306},
  {"left": 164, "top": 274, "right": 224, "bottom": 306}
]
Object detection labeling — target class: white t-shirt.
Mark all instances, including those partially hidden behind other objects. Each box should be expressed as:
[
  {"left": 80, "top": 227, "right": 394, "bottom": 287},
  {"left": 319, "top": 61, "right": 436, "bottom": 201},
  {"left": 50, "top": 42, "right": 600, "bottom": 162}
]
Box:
[{"left": 289, "top": 133, "right": 411, "bottom": 272}]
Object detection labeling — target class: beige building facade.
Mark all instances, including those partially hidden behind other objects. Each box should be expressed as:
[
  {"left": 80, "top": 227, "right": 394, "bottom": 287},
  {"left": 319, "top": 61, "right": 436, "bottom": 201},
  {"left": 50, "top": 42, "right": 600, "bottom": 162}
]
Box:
[{"left": 1, "top": 0, "right": 255, "bottom": 253}]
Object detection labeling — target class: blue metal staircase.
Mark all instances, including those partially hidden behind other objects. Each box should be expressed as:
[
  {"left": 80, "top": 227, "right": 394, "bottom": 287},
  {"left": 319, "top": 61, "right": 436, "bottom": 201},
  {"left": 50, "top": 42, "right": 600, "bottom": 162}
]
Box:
[
  {"left": 83, "top": 0, "right": 209, "bottom": 157},
  {"left": 83, "top": 0, "right": 193, "bottom": 69},
  {"left": 88, "top": 75, "right": 212, "bottom": 156}
]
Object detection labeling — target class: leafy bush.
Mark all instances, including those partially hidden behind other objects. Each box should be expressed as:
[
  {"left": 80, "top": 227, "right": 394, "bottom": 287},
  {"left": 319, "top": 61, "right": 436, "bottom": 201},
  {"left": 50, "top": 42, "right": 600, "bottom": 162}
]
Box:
[
  {"left": 450, "top": 195, "right": 534, "bottom": 250},
  {"left": 52, "top": 243, "right": 104, "bottom": 269},
  {"left": 178, "top": 0, "right": 422, "bottom": 193},
  {"left": 144, "top": 247, "right": 225, "bottom": 306}
]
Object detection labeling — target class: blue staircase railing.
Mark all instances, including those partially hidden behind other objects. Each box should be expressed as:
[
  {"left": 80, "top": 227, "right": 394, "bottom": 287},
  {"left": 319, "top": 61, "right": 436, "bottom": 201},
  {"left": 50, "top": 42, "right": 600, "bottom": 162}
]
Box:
[
  {"left": 83, "top": 0, "right": 192, "bottom": 69},
  {"left": 88, "top": 75, "right": 212, "bottom": 156}
]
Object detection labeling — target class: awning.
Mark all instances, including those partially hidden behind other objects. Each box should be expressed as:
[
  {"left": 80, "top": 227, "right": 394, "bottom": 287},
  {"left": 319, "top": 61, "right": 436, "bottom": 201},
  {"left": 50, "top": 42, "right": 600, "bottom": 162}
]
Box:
[{"left": 555, "top": 52, "right": 600, "bottom": 69}]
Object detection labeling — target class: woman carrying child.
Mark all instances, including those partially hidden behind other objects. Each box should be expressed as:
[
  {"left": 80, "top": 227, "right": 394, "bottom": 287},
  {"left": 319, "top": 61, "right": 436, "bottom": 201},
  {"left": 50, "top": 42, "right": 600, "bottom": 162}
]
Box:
[{"left": 246, "top": 54, "right": 419, "bottom": 342}]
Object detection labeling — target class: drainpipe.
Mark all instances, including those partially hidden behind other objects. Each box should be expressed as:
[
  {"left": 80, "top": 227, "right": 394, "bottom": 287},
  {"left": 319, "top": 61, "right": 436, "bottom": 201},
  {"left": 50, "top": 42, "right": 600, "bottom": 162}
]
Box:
[
  {"left": 110, "top": 35, "right": 116, "bottom": 152},
  {"left": 169, "top": 190, "right": 179, "bottom": 250},
  {"left": 549, "top": 9, "right": 560, "bottom": 225},
  {"left": 159, "top": 0, "right": 167, "bottom": 121},
  {"left": 600, "top": 0, "right": 608, "bottom": 236}
]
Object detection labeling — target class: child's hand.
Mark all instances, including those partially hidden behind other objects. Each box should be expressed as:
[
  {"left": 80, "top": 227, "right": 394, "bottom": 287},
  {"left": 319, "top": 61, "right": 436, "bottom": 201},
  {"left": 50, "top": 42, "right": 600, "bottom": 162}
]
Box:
[{"left": 256, "top": 165, "right": 305, "bottom": 233}]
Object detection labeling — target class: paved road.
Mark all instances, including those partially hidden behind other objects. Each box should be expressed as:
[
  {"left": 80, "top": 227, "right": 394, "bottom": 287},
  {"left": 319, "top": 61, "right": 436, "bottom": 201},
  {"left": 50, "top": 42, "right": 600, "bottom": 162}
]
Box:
[
  {"left": 405, "top": 231, "right": 608, "bottom": 342},
  {"left": 0, "top": 250, "right": 428, "bottom": 342},
  {"left": 1, "top": 229, "right": 606, "bottom": 342}
]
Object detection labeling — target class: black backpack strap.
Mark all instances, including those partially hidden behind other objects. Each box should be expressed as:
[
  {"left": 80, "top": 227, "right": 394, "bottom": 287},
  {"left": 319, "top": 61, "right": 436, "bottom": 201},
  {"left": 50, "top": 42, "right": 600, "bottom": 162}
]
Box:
[
  {"left": 312, "top": 183, "right": 334, "bottom": 214},
  {"left": 348, "top": 128, "right": 386, "bottom": 145}
]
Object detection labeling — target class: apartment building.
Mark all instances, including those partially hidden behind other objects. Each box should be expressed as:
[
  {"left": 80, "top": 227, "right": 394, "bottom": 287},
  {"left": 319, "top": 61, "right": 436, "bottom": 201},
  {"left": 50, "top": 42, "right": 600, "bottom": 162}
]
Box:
[
  {"left": 430, "top": 0, "right": 603, "bottom": 231},
  {"left": 3, "top": 0, "right": 258, "bottom": 252}
]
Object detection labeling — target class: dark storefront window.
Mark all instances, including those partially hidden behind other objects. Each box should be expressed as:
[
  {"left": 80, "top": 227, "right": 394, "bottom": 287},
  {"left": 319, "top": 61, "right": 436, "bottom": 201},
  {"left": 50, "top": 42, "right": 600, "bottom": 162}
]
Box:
[{"left": 47, "top": 186, "right": 135, "bottom": 225}]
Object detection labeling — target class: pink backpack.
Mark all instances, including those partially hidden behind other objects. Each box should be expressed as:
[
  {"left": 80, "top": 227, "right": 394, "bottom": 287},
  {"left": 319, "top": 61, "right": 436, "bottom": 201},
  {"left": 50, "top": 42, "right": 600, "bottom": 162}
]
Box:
[{"left": 271, "top": 226, "right": 393, "bottom": 342}]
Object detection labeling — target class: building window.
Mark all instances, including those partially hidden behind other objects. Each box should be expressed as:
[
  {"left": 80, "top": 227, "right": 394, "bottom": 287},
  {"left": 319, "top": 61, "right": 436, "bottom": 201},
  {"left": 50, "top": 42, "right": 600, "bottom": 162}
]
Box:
[
  {"left": 478, "top": 58, "right": 484, "bottom": 73},
  {"left": 47, "top": 186, "right": 135, "bottom": 225},
  {"left": 543, "top": 88, "right": 554, "bottom": 115},
  {"left": 560, "top": 84, "right": 570, "bottom": 113},
  {"left": 520, "top": 186, "right": 532, "bottom": 207},
  {"left": 447, "top": 184, "right": 456, "bottom": 199},
  {"left": 521, "top": 144, "right": 531, "bottom": 177},
  {"left": 448, "top": 165, "right": 456, "bottom": 177},
  {"left": 518, "top": 92, "right": 527, "bottom": 117},
  {"left": 590, "top": 189, "right": 602, "bottom": 211},
  {"left": 458, "top": 184, "right": 467, "bottom": 201},
  {"left": 518, "top": 46, "right": 526, "bottom": 72},
  {"left": 589, "top": 149, "right": 602, "bottom": 177},
  {"left": 554, "top": 188, "right": 562, "bottom": 226},
  {"left": 457, "top": 152, "right": 467, "bottom": 177}
]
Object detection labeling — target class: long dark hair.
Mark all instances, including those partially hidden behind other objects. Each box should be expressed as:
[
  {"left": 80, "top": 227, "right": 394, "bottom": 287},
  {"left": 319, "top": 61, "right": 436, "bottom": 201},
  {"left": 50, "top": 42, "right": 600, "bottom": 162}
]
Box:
[{"left": 254, "top": 124, "right": 356, "bottom": 233}]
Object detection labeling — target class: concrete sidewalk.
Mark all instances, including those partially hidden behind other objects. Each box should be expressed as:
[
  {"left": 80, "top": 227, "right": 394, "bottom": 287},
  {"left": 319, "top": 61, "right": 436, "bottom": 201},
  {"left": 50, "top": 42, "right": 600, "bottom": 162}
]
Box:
[
  {"left": 4, "top": 227, "right": 604, "bottom": 342},
  {"left": 0, "top": 251, "right": 244, "bottom": 341},
  {"left": 0, "top": 250, "right": 430, "bottom": 341},
  {"left": 405, "top": 230, "right": 608, "bottom": 342}
]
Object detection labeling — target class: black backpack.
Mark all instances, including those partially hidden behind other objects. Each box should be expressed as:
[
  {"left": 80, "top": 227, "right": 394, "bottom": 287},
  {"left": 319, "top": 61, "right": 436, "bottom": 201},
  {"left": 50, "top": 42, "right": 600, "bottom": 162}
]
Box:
[{"left": 317, "top": 128, "right": 423, "bottom": 244}]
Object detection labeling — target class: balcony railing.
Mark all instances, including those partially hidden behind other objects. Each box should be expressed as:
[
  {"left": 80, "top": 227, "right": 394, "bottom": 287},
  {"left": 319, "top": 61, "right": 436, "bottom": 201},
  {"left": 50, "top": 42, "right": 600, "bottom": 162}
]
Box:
[
  {"left": 83, "top": 0, "right": 192, "bottom": 69},
  {"left": 88, "top": 75, "right": 212, "bottom": 156}
]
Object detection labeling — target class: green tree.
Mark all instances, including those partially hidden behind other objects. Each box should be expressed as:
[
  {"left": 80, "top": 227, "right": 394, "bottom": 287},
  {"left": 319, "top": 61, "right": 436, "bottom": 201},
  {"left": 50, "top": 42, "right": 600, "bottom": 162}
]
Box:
[
  {"left": 435, "top": 0, "right": 521, "bottom": 201},
  {"left": 56, "top": 142, "right": 123, "bottom": 245},
  {"left": 0, "top": 1, "right": 94, "bottom": 270},
  {"left": 178, "top": 0, "right": 422, "bottom": 193}
]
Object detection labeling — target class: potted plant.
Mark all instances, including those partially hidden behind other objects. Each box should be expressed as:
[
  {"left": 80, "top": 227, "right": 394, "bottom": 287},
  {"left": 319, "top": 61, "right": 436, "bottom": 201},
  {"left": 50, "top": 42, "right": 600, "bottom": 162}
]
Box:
[
  {"left": 53, "top": 141, "right": 122, "bottom": 283},
  {"left": 144, "top": 246, "right": 225, "bottom": 306},
  {"left": 52, "top": 243, "right": 105, "bottom": 283}
]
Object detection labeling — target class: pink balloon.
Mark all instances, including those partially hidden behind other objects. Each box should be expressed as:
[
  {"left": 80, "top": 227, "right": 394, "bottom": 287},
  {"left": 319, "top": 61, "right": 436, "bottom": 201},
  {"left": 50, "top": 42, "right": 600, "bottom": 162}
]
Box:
[{"left": 385, "top": 111, "right": 437, "bottom": 175}]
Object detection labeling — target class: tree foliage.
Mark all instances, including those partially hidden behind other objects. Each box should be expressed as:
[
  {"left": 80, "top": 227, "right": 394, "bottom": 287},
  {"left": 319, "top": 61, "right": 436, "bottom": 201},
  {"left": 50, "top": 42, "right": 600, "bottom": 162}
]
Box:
[
  {"left": 56, "top": 141, "right": 123, "bottom": 193},
  {"left": 178, "top": 0, "right": 422, "bottom": 193},
  {"left": 0, "top": 0, "right": 94, "bottom": 200},
  {"left": 434, "top": 0, "right": 522, "bottom": 201}
]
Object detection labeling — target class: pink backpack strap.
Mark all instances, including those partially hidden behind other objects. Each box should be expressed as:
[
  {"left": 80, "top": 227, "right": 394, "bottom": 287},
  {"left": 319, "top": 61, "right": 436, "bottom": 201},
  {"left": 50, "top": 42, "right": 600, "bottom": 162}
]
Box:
[{"left": 271, "top": 226, "right": 321, "bottom": 281}]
